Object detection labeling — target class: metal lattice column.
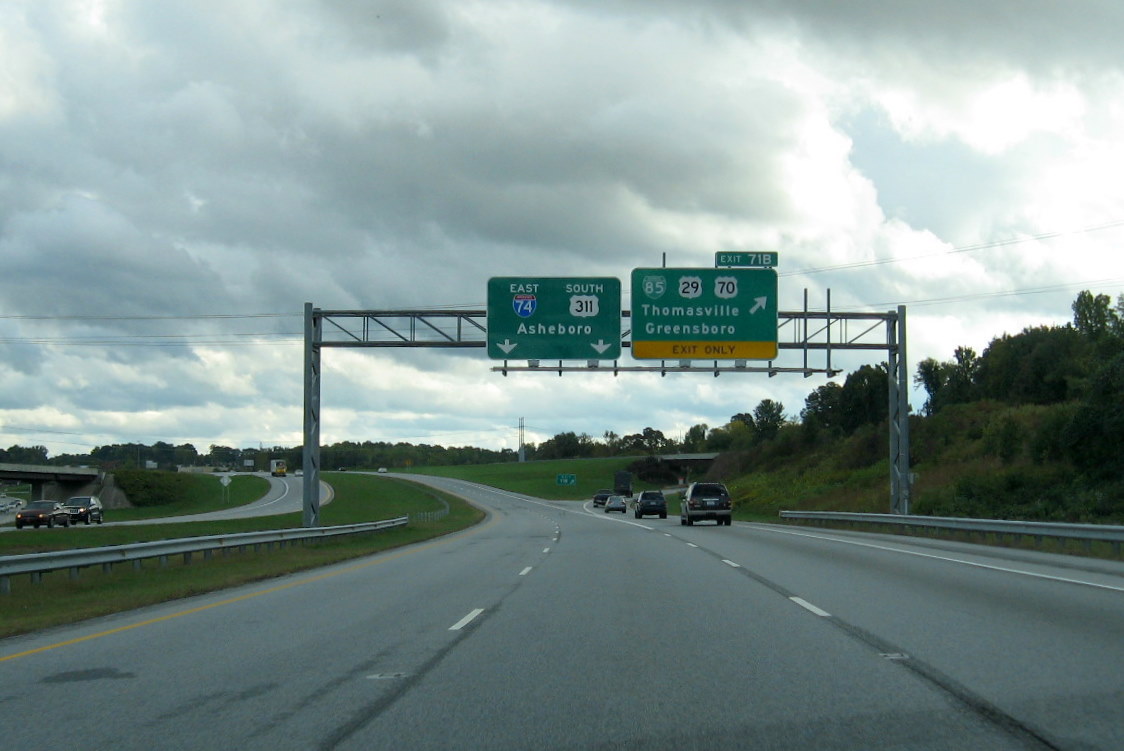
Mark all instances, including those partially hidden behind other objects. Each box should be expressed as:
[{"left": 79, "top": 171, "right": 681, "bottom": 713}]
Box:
[
  {"left": 887, "top": 305, "right": 911, "bottom": 514},
  {"left": 302, "top": 303, "right": 322, "bottom": 527}
]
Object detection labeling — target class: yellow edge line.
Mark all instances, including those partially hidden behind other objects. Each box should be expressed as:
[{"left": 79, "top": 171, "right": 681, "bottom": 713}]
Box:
[{"left": 1, "top": 512, "right": 497, "bottom": 664}]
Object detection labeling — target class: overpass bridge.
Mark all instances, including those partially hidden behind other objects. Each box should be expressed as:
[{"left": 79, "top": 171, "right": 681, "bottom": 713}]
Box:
[{"left": 0, "top": 463, "right": 102, "bottom": 502}]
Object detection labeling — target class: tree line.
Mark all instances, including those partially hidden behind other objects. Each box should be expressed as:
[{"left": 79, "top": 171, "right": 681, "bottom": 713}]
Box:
[
  {"left": 0, "top": 441, "right": 519, "bottom": 473},
  {"left": 911, "top": 290, "right": 1124, "bottom": 482}
]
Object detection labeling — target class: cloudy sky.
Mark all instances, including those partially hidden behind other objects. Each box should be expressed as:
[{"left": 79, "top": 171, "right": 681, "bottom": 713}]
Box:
[{"left": 3, "top": 0, "right": 1124, "bottom": 458}]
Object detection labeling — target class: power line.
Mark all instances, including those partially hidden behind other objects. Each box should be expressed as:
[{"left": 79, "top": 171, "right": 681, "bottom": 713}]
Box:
[
  {"left": 781, "top": 219, "right": 1124, "bottom": 277},
  {"left": 0, "top": 313, "right": 296, "bottom": 321},
  {"left": 860, "top": 277, "right": 1124, "bottom": 310},
  {"left": 0, "top": 304, "right": 485, "bottom": 322},
  {"left": 0, "top": 336, "right": 302, "bottom": 347}
]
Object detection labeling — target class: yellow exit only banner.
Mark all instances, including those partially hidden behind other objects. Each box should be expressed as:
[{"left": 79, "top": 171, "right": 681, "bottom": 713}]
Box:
[{"left": 631, "top": 340, "right": 778, "bottom": 359}]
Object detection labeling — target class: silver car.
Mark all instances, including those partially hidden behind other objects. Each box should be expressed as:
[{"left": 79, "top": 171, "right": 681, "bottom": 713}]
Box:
[
  {"left": 604, "top": 495, "right": 628, "bottom": 513},
  {"left": 679, "top": 482, "right": 732, "bottom": 526}
]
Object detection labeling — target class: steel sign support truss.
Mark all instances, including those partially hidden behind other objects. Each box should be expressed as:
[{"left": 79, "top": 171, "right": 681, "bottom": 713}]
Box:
[
  {"left": 302, "top": 296, "right": 912, "bottom": 524},
  {"left": 302, "top": 303, "right": 322, "bottom": 528},
  {"left": 318, "top": 309, "right": 487, "bottom": 348},
  {"left": 888, "top": 306, "right": 911, "bottom": 515}
]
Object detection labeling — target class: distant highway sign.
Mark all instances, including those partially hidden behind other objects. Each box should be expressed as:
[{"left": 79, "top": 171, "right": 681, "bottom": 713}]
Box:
[
  {"left": 715, "top": 251, "right": 778, "bottom": 268},
  {"left": 487, "top": 277, "right": 621, "bottom": 360},
  {"left": 630, "top": 267, "right": 778, "bottom": 360}
]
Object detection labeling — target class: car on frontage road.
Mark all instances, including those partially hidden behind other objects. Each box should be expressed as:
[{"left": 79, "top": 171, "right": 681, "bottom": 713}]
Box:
[
  {"left": 63, "top": 495, "right": 104, "bottom": 525},
  {"left": 15, "top": 501, "right": 71, "bottom": 529}
]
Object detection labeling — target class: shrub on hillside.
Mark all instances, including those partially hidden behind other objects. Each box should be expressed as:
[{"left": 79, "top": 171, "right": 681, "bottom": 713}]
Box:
[
  {"left": 756, "top": 423, "right": 807, "bottom": 466},
  {"left": 705, "top": 450, "right": 752, "bottom": 480},
  {"left": 628, "top": 456, "right": 679, "bottom": 485},
  {"left": 910, "top": 401, "right": 1016, "bottom": 466},
  {"left": 913, "top": 464, "right": 1099, "bottom": 522},
  {"left": 1063, "top": 351, "right": 1124, "bottom": 479},
  {"left": 831, "top": 423, "right": 884, "bottom": 470},
  {"left": 112, "top": 469, "right": 197, "bottom": 507},
  {"left": 982, "top": 414, "right": 1023, "bottom": 464},
  {"left": 1030, "top": 402, "right": 1079, "bottom": 463}
]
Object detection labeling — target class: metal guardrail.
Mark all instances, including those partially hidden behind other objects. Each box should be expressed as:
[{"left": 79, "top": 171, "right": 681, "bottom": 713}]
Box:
[
  {"left": 0, "top": 517, "right": 408, "bottom": 594},
  {"left": 778, "top": 511, "right": 1124, "bottom": 555},
  {"left": 408, "top": 509, "right": 449, "bottom": 523},
  {"left": 407, "top": 493, "right": 450, "bottom": 524}
]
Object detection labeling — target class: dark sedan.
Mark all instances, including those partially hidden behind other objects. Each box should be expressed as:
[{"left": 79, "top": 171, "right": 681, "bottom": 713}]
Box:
[{"left": 15, "top": 501, "right": 70, "bottom": 529}]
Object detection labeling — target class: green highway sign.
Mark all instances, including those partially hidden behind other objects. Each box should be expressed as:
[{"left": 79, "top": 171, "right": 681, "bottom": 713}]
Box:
[
  {"left": 556, "top": 473, "right": 577, "bottom": 486},
  {"left": 715, "top": 251, "right": 778, "bottom": 268},
  {"left": 630, "top": 267, "right": 778, "bottom": 360},
  {"left": 487, "top": 277, "right": 622, "bottom": 360}
]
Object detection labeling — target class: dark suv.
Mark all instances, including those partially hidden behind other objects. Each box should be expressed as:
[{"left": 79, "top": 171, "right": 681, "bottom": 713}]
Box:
[
  {"left": 680, "top": 482, "right": 732, "bottom": 526},
  {"left": 633, "top": 490, "right": 667, "bottom": 519},
  {"left": 64, "top": 496, "right": 104, "bottom": 525}
]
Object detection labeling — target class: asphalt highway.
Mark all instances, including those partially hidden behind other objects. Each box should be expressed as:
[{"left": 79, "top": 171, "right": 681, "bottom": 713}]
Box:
[
  {"left": 111, "top": 473, "right": 334, "bottom": 524},
  {"left": 1, "top": 475, "right": 1121, "bottom": 750}
]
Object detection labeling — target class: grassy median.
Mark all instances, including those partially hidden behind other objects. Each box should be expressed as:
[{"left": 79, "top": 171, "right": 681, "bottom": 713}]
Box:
[{"left": 0, "top": 473, "right": 483, "bottom": 639}]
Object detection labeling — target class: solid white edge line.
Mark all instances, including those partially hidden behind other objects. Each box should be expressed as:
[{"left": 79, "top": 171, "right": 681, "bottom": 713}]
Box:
[
  {"left": 759, "top": 526, "right": 1124, "bottom": 593},
  {"left": 790, "top": 597, "right": 832, "bottom": 617},
  {"left": 519, "top": 566, "right": 533, "bottom": 576},
  {"left": 449, "top": 608, "right": 484, "bottom": 631}
]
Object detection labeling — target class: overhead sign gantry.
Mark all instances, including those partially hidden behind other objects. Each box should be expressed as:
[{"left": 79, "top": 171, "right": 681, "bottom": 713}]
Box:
[{"left": 303, "top": 255, "right": 912, "bottom": 526}]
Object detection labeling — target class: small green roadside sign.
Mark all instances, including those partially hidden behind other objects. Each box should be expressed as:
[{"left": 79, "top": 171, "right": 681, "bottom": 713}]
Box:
[
  {"left": 556, "top": 473, "right": 577, "bottom": 486},
  {"left": 630, "top": 267, "right": 778, "bottom": 360},
  {"left": 487, "top": 277, "right": 621, "bottom": 360}
]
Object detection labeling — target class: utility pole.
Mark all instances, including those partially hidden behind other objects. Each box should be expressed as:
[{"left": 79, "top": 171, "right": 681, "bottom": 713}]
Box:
[{"left": 518, "top": 417, "right": 526, "bottom": 462}]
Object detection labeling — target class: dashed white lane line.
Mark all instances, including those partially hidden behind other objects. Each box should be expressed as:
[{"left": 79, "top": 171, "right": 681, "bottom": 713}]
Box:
[
  {"left": 543, "top": 547, "right": 551, "bottom": 553},
  {"left": 519, "top": 566, "right": 533, "bottom": 576},
  {"left": 790, "top": 597, "right": 831, "bottom": 617},
  {"left": 721, "top": 559, "right": 741, "bottom": 568},
  {"left": 449, "top": 608, "right": 485, "bottom": 631},
  {"left": 686, "top": 542, "right": 699, "bottom": 548}
]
